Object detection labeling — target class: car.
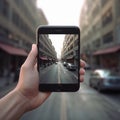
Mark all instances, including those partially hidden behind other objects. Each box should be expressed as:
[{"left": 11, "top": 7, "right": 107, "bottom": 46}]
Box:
[
  {"left": 85, "top": 63, "right": 91, "bottom": 70},
  {"left": 89, "top": 69, "right": 120, "bottom": 92},
  {"left": 66, "top": 63, "right": 77, "bottom": 71},
  {"left": 63, "top": 62, "right": 67, "bottom": 67},
  {"left": 55, "top": 62, "right": 58, "bottom": 64}
]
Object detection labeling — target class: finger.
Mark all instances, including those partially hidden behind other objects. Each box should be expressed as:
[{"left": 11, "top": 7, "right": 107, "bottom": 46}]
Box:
[
  {"left": 80, "top": 68, "right": 85, "bottom": 75},
  {"left": 80, "top": 68, "right": 85, "bottom": 82},
  {"left": 80, "top": 76, "right": 84, "bottom": 82},
  {"left": 80, "top": 59, "right": 86, "bottom": 68},
  {"left": 24, "top": 44, "right": 38, "bottom": 68}
]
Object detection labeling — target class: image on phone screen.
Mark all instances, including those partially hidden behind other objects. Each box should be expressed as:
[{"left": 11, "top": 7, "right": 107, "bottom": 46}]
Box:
[{"left": 38, "top": 33, "right": 79, "bottom": 85}]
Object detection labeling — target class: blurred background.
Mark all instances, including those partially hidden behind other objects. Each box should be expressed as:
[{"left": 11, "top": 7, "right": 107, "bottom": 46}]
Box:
[{"left": 0, "top": 0, "right": 120, "bottom": 120}]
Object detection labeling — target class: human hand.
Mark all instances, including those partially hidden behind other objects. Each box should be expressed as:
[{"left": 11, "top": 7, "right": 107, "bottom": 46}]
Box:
[
  {"left": 15, "top": 44, "right": 51, "bottom": 111},
  {"left": 14, "top": 44, "right": 86, "bottom": 112}
]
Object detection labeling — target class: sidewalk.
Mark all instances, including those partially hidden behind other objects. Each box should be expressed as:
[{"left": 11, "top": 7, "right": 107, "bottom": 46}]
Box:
[
  {"left": 0, "top": 83, "right": 17, "bottom": 98},
  {"left": 0, "top": 76, "right": 17, "bottom": 98}
]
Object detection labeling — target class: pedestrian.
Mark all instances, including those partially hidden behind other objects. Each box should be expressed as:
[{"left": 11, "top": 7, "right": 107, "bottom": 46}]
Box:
[{"left": 0, "top": 44, "right": 85, "bottom": 120}]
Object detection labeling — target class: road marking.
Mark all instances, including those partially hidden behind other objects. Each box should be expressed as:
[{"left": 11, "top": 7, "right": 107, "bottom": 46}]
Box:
[
  {"left": 61, "top": 93, "right": 67, "bottom": 120},
  {"left": 60, "top": 63, "right": 66, "bottom": 74},
  {"left": 58, "top": 63, "right": 61, "bottom": 84},
  {"left": 73, "top": 74, "right": 78, "bottom": 79}
]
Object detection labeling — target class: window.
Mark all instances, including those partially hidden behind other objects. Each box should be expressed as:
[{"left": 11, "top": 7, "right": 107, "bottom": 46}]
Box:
[
  {"left": 93, "top": 38, "right": 101, "bottom": 48},
  {"left": 102, "top": 8, "right": 113, "bottom": 27},
  {"left": 101, "top": 0, "right": 109, "bottom": 7},
  {"left": 103, "top": 31, "right": 113, "bottom": 44},
  {"left": 92, "top": 5, "right": 99, "bottom": 18},
  {"left": 0, "top": 0, "right": 9, "bottom": 18}
]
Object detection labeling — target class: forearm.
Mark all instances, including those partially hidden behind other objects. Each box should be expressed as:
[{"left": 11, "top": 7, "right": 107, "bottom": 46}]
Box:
[{"left": 0, "top": 89, "right": 29, "bottom": 120}]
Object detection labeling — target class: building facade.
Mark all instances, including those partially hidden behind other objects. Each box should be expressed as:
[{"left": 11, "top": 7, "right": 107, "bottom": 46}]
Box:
[
  {"left": 80, "top": 0, "right": 120, "bottom": 69},
  {"left": 39, "top": 34, "right": 57, "bottom": 67},
  {"left": 0, "top": 0, "right": 48, "bottom": 80},
  {"left": 61, "top": 34, "right": 79, "bottom": 66}
]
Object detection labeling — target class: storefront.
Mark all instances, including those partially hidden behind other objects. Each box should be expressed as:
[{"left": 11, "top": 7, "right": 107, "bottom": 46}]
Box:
[
  {"left": 93, "top": 45, "right": 120, "bottom": 69},
  {"left": 0, "top": 43, "right": 28, "bottom": 81}
]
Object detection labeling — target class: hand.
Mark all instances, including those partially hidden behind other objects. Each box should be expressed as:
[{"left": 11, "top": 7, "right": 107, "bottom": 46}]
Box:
[
  {"left": 80, "top": 59, "right": 86, "bottom": 82},
  {"left": 15, "top": 44, "right": 51, "bottom": 111},
  {"left": 14, "top": 44, "right": 86, "bottom": 111}
]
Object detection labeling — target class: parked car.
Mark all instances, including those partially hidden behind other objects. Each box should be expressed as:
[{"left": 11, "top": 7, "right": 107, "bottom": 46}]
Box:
[
  {"left": 85, "top": 63, "right": 91, "bottom": 70},
  {"left": 55, "top": 61, "right": 58, "bottom": 64},
  {"left": 66, "top": 63, "right": 77, "bottom": 71},
  {"left": 63, "top": 62, "right": 67, "bottom": 67},
  {"left": 89, "top": 69, "right": 120, "bottom": 92}
]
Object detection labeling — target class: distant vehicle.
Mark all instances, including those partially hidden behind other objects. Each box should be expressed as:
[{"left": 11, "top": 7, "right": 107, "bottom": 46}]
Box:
[
  {"left": 55, "top": 62, "right": 58, "bottom": 64},
  {"left": 85, "top": 63, "right": 91, "bottom": 70},
  {"left": 66, "top": 63, "right": 77, "bottom": 71},
  {"left": 89, "top": 69, "right": 120, "bottom": 92},
  {"left": 63, "top": 62, "right": 67, "bottom": 67}
]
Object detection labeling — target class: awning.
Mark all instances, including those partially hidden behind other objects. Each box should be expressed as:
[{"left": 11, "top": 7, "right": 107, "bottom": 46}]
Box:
[
  {"left": 0, "top": 43, "right": 28, "bottom": 56},
  {"left": 93, "top": 46, "right": 120, "bottom": 55},
  {"left": 40, "top": 57, "right": 48, "bottom": 60}
]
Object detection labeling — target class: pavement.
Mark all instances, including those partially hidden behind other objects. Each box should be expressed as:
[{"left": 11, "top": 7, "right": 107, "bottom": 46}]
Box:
[{"left": 0, "top": 76, "right": 17, "bottom": 98}]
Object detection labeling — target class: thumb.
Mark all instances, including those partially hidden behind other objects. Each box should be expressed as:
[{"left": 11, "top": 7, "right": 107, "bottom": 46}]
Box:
[{"left": 24, "top": 44, "right": 38, "bottom": 68}]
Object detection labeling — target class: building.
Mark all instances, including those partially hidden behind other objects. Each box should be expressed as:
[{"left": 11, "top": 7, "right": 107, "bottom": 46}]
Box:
[
  {"left": 61, "top": 34, "right": 79, "bottom": 65},
  {"left": 39, "top": 34, "right": 57, "bottom": 67},
  {"left": 0, "top": 0, "right": 48, "bottom": 80},
  {"left": 80, "top": 0, "right": 120, "bottom": 69}
]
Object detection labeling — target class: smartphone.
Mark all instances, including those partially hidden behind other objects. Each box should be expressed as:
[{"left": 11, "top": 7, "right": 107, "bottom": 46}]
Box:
[{"left": 37, "top": 26, "right": 80, "bottom": 92}]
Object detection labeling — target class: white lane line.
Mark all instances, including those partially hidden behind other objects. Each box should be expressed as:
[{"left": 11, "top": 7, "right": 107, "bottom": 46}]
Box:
[
  {"left": 60, "top": 63, "right": 66, "bottom": 74},
  {"left": 73, "top": 74, "right": 78, "bottom": 79},
  {"left": 60, "top": 93, "right": 67, "bottom": 120}
]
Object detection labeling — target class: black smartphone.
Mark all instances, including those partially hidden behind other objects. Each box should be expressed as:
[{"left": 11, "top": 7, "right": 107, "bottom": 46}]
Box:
[{"left": 37, "top": 26, "right": 80, "bottom": 92}]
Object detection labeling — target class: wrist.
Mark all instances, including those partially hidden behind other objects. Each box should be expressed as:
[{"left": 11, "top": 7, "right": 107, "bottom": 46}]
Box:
[
  {"left": 0, "top": 89, "right": 30, "bottom": 120},
  {"left": 13, "top": 88, "right": 30, "bottom": 112}
]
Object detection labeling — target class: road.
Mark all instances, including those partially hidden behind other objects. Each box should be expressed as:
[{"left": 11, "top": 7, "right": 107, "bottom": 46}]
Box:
[
  {"left": 40, "top": 62, "right": 78, "bottom": 84},
  {"left": 20, "top": 69, "right": 120, "bottom": 120}
]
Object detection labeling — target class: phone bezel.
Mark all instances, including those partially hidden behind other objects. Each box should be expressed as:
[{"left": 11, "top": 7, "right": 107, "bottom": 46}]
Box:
[{"left": 37, "top": 26, "right": 80, "bottom": 92}]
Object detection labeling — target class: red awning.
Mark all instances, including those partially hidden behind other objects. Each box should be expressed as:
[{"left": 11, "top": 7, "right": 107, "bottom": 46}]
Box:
[
  {"left": 0, "top": 43, "right": 28, "bottom": 56},
  {"left": 93, "top": 46, "right": 120, "bottom": 55},
  {"left": 40, "top": 57, "right": 48, "bottom": 60}
]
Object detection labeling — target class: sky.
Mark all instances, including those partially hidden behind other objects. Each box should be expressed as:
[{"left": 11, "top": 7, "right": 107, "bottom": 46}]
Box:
[
  {"left": 36, "top": 0, "right": 84, "bottom": 58},
  {"left": 49, "top": 34, "right": 65, "bottom": 58},
  {"left": 36, "top": 0, "right": 84, "bottom": 26}
]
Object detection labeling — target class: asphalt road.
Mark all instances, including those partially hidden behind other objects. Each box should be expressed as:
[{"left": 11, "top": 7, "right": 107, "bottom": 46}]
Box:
[
  {"left": 40, "top": 62, "right": 78, "bottom": 84},
  {"left": 1, "top": 68, "right": 120, "bottom": 120},
  {"left": 20, "top": 70, "right": 120, "bottom": 120}
]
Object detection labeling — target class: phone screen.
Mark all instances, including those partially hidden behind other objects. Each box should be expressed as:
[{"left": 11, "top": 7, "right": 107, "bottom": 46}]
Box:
[
  {"left": 39, "top": 34, "right": 79, "bottom": 83},
  {"left": 37, "top": 26, "right": 80, "bottom": 91}
]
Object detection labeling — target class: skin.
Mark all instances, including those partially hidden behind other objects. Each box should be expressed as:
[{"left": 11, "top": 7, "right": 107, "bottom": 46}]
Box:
[{"left": 0, "top": 44, "right": 85, "bottom": 120}]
